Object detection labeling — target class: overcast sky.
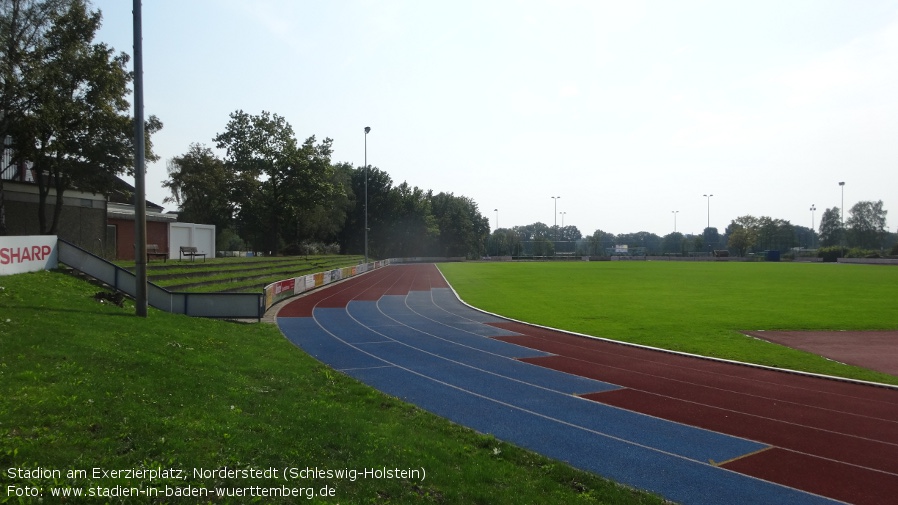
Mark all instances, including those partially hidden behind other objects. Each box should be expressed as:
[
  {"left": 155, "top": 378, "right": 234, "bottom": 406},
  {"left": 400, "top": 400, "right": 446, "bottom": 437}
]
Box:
[{"left": 92, "top": 0, "right": 898, "bottom": 237}]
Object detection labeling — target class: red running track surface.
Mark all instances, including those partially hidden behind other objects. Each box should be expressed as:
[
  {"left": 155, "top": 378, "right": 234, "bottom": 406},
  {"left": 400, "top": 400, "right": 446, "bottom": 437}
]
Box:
[{"left": 492, "top": 322, "right": 898, "bottom": 505}]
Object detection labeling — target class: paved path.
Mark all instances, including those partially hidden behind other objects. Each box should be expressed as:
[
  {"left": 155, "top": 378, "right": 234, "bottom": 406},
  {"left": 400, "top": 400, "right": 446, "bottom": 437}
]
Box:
[{"left": 276, "top": 264, "right": 898, "bottom": 505}]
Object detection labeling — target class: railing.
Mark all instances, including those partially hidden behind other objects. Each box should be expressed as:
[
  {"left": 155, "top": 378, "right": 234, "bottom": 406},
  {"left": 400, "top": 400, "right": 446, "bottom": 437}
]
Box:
[{"left": 58, "top": 239, "right": 263, "bottom": 319}]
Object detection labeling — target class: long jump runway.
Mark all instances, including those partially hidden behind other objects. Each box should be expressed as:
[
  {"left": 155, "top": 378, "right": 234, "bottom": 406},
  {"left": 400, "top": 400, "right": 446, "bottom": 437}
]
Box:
[{"left": 276, "top": 264, "right": 898, "bottom": 505}]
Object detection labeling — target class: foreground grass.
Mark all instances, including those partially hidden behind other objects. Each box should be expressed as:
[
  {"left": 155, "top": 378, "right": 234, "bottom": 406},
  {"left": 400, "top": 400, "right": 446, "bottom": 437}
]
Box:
[
  {"left": 439, "top": 261, "right": 898, "bottom": 386},
  {"left": 0, "top": 270, "right": 665, "bottom": 504}
]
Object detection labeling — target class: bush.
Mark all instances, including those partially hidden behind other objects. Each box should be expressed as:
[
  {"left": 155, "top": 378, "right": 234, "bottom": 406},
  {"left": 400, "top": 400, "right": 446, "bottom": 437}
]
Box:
[
  {"left": 846, "top": 248, "right": 880, "bottom": 259},
  {"left": 817, "top": 246, "right": 847, "bottom": 262},
  {"left": 281, "top": 242, "right": 341, "bottom": 256}
]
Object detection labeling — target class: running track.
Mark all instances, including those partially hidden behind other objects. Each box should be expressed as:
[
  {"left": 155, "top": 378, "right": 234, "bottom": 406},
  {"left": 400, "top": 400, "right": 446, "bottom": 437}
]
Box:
[{"left": 276, "top": 264, "right": 898, "bottom": 505}]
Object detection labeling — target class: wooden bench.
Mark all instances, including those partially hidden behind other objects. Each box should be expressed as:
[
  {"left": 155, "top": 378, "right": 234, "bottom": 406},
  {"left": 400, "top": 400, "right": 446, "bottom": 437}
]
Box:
[
  {"left": 179, "top": 246, "right": 206, "bottom": 262},
  {"left": 146, "top": 244, "right": 168, "bottom": 262}
]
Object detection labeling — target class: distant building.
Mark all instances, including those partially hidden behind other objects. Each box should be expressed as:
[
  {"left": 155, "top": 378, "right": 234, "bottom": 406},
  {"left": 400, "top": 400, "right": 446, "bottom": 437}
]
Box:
[{"left": 3, "top": 139, "right": 176, "bottom": 259}]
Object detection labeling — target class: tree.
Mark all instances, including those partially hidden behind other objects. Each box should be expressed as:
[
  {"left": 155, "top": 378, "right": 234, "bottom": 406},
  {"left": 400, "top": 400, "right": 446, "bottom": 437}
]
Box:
[
  {"left": 214, "top": 110, "right": 334, "bottom": 253},
  {"left": 163, "top": 143, "right": 234, "bottom": 232},
  {"left": 430, "top": 192, "right": 488, "bottom": 258},
  {"left": 847, "top": 200, "right": 887, "bottom": 250},
  {"left": 726, "top": 216, "right": 759, "bottom": 257},
  {"left": 387, "top": 182, "right": 437, "bottom": 257},
  {"left": 661, "top": 232, "right": 685, "bottom": 255},
  {"left": 291, "top": 161, "right": 354, "bottom": 245},
  {"left": 338, "top": 165, "right": 393, "bottom": 257},
  {"left": 1, "top": 0, "right": 68, "bottom": 234},
  {"left": 615, "top": 231, "right": 662, "bottom": 255},
  {"left": 702, "top": 227, "right": 720, "bottom": 253},
  {"left": 756, "top": 217, "right": 794, "bottom": 252},
  {"left": 818, "top": 207, "right": 843, "bottom": 247},
  {"left": 586, "top": 229, "right": 614, "bottom": 256},
  {"left": 4, "top": 0, "right": 160, "bottom": 233}
]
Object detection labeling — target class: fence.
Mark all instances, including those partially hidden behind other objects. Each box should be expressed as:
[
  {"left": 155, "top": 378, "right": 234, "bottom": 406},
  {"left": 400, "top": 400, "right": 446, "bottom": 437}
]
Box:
[{"left": 59, "top": 239, "right": 264, "bottom": 319}]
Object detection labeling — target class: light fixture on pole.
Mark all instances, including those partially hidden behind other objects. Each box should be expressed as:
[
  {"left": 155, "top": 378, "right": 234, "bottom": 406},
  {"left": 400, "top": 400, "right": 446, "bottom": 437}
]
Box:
[
  {"left": 551, "top": 196, "right": 561, "bottom": 242},
  {"left": 494, "top": 209, "right": 499, "bottom": 257},
  {"left": 364, "top": 126, "right": 371, "bottom": 264},
  {"left": 672, "top": 210, "right": 679, "bottom": 233},
  {"left": 838, "top": 182, "right": 845, "bottom": 225},
  {"left": 702, "top": 194, "right": 713, "bottom": 230}
]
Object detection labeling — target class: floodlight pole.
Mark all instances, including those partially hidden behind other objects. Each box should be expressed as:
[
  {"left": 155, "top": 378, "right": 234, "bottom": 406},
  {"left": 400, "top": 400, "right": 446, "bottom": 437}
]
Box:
[
  {"left": 810, "top": 204, "right": 816, "bottom": 249},
  {"left": 838, "top": 181, "right": 845, "bottom": 252},
  {"left": 494, "top": 209, "right": 499, "bottom": 256},
  {"left": 551, "top": 196, "right": 560, "bottom": 251},
  {"left": 703, "top": 194, "right": 713, "bottom": 230},
  {"left": 672, "top": 210, "right": 679, "bottom": 233},
  {"left": 839, "top": 182, "right": 845, "bottom": 225},
  {"left": 133, "top": 0, "right": 147, "bottom": 317},
  {"left": 364, "top": 126, "right": 370, "bottom": 264}
]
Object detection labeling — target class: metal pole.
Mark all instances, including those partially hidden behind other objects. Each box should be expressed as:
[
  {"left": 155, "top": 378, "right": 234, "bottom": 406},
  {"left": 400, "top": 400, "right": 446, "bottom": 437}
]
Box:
[
  {"left": 703, "top": 194, "right": 713, "bottom": 229},
  {"left": 551, "top": 196, "right": 560, "bottom": 240},
  {"left": 839, "top": 182, "right": 845, "bottom": 249},
  {"left": 364, "top": 127, "right": 370, "bottom": 264},
  {"left": 672, "top": 210, "right": 678, "bottom": 233},
  {"left": 133, "top": 0, "right": 147, "bottom": 317}
]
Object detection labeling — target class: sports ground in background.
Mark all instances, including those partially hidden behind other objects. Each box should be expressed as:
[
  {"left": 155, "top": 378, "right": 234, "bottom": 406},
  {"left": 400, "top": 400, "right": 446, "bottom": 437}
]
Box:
[{"left": 275, "top": 263, "right": 898, "bottom": 505}]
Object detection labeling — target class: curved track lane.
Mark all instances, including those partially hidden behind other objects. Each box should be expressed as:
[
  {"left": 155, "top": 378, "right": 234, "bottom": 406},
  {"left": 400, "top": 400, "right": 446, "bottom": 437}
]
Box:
[{"left": 276, "top": 264, "right": 898, "bottom": 505}]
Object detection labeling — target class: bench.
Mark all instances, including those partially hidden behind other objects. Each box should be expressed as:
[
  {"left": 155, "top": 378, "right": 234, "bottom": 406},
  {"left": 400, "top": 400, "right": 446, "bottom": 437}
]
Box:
[
  {"left": 146, "top": 244, "right": 168, "bottom": 262},
  {"left": 179, "top": 246, "right": 206, "bottom": 262}
]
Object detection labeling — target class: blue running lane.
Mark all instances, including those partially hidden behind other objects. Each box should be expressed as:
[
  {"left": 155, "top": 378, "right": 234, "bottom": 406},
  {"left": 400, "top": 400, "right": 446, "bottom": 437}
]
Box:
[{"left": 277, "top": 266, "right": 843, "bottom": 505}]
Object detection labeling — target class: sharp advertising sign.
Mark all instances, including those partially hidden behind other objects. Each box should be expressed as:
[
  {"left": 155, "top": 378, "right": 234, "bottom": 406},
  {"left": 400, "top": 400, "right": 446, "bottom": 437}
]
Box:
[{"left": 0, "top": 236, "right": 58, "bottom": 275}]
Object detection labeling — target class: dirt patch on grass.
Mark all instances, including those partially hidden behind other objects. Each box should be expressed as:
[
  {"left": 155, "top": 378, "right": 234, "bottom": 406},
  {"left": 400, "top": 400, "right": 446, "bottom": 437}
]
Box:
[{"left": 743, "top": 330, "right": 898, "bottom": 377}]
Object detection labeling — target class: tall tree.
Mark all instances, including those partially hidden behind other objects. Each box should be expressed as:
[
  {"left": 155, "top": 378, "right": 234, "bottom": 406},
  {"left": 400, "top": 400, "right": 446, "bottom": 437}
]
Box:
[
  {"left": 587, "top": 229, "right": 614, "bottom": 256},
  {"left": 291, "top": 161, "right": 353, "bottom": 245},
  {"left": 0, "top": 0, "right": 67, "bottom": 234},
  {"left": 214, "top": 110, "right": 334, "bottom": 253},
  {"left": 661, "top": 232, "right": 685, "bottom": 255},
  {"left": 345, "top": 165, "right": 393, "bottom": 257},
  {"left": 162, "top": 143, "right": 235, "bottom": 231},
  {"left": 847, "top": 200, "right": 887, "bottom": 249},
  {"left": 4, "top": 0, "right": 158, "bottom": 233},
  {"left": 818, "top": 207, "right": 843, "bottom": 247},
  {"left": 726, "top": 216, "right": 759, "bottom": 257},
  {"left": 430, "top": 192, "right": 488, "bottom": 258}
]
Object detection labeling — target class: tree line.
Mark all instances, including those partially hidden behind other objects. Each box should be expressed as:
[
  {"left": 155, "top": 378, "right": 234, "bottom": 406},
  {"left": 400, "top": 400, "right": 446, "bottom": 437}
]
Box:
[
  {"left": 164, "top": 111, "right": 491, "bottom": 259},
  {"left": 489, "top": 200, "right": 893, "bottom": 259}
]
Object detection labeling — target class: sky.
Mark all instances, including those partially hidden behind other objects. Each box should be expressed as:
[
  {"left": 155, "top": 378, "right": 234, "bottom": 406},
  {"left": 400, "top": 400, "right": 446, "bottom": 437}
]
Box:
[{"left": 91, "top": 0, "right": 898, "bottom": 238}]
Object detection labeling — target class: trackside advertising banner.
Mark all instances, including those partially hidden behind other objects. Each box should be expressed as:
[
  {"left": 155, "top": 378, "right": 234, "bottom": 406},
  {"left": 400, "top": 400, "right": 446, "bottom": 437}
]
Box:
[
  {"left": 0, "top": 235, "right": 58, "bottom": 276},
  {"left": 263, "top": 260, "right": 389, "bottom": 312}
]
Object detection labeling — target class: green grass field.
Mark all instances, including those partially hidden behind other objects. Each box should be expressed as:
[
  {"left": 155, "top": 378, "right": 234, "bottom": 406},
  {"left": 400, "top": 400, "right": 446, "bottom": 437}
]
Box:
[
  {"left": 438, "top": 261, "right": 898, "bottom": 386},
  {"left": 0, "top": 270, "right": 665, "bottom": 504}
]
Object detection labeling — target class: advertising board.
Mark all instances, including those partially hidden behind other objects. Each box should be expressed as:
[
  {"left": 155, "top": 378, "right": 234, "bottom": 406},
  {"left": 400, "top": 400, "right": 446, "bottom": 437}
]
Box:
[{"left": 0, "top": 235, "right": 58, "bottom": 275}]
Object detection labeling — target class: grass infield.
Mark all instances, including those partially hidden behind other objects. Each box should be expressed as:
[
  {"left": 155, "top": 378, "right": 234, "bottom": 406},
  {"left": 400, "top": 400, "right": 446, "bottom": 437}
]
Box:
[
  {"left": 0, "top": 270, "right": 666, "bottom": 504},
  {"left": 438, "top": 261, "right": 898, "bottom": 386}
]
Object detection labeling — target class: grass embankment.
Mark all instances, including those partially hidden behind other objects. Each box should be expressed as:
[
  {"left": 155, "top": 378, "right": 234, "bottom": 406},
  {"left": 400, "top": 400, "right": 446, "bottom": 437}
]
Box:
[
  {"left": 119, "top": 255, "right": 365, "bottom": 293},
  {"left": 439, "top": 261, "right": 898, "bottom": 386},
  {"left": 0, "top": 270, "right": 665, "bottom": 504}
]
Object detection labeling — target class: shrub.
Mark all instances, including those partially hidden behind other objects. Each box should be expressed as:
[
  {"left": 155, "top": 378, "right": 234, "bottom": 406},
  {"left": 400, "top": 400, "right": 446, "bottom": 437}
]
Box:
[
  {"left": 846, "top": 248, "right": 880, "bottom": 259},
  {"left": 817, "top": 246, "right": 847, "bottom": 262}
]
